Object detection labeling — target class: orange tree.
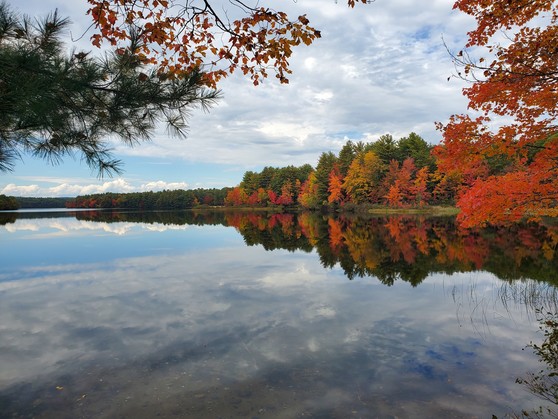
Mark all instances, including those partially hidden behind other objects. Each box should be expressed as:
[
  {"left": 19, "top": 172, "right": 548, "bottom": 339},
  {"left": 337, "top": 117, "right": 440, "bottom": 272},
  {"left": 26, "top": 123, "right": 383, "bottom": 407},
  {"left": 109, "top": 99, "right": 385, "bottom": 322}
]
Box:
[
  {"left": 435, "top": 0, "right": 558, "bottom": 226},
  {"left": 87, "top": 0, "right": 372, "bottom": 87}
]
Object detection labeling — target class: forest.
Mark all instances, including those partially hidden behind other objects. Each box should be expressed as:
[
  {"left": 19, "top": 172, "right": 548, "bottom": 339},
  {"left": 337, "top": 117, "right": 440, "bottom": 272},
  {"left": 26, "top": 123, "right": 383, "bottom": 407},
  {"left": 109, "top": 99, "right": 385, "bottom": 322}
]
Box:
[
  {"left": 64, "top": 187, "right": 232, "bottom": 210},
  {"left": 11, "top": 197, "right": 69, "bottom": 209},
  {"left": 1, "top": 130, "right": 530, "bottom": 220},
  {"left": 54, "top": 132, "right": 446, "bottom": 213},
  {"left": 0, "top": 194, "right": 18, "bottom": 210},
  {"left": 6, "top": 128, "right": 555, "bottom": 231},
  {"left": 224, "top": 133, "right": 447, "bottom": 210}
]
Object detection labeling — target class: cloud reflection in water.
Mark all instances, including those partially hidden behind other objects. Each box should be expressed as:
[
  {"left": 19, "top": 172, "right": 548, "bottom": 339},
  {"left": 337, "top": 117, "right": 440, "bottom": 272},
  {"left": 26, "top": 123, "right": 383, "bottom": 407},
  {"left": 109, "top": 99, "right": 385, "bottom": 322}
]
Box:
[{"left": 0, "top": 212, "right": 551, "bottom": 417}]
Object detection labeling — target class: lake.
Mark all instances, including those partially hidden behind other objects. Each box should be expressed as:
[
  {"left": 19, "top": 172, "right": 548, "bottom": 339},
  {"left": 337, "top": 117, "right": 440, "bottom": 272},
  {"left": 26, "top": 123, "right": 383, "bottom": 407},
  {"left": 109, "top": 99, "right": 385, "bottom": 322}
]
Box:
[{"left": 1, "top": 209, "right": 557, "bottom": 418}]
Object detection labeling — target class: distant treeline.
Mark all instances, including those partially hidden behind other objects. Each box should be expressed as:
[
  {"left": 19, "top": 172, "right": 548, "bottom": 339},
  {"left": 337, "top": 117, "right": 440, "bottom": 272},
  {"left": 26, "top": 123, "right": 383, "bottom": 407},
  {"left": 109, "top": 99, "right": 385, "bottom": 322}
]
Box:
[
  {"left": 0, "top": 196, "right": 73, "bottom": 210},
  {"left": 16, "top": 197, "right": 70, "bottom": 209},
  {"left": 4, "top": 132, "right": 457, "bottom": 212},
  {"left": 66, "top": 187, "right": 233, "bottom": 209},
  {"left": 0, "top": 194, "right": 19, "bottom": 210}
]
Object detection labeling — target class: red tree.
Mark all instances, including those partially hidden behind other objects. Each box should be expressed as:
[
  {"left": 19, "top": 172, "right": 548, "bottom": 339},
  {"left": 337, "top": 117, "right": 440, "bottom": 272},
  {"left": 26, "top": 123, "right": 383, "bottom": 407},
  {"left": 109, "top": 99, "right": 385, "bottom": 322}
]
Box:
[{"left": 437, "top": 0, "right": 558, "bottom": 226}]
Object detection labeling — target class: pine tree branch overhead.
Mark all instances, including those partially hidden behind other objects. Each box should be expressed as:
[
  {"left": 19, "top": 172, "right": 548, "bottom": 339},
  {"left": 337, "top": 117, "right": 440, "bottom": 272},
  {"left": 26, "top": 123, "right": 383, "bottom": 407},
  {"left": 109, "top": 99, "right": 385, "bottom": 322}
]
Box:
[{"left": 0, "top": 2, "right": 220, "bottom": 176}]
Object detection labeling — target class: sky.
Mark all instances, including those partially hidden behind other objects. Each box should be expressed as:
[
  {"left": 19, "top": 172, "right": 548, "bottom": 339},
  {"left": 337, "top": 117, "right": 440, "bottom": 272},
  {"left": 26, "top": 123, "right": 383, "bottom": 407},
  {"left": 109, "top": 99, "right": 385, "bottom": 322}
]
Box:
[{"left": 1, "top": 0, "right": 476, "bottom": 197}]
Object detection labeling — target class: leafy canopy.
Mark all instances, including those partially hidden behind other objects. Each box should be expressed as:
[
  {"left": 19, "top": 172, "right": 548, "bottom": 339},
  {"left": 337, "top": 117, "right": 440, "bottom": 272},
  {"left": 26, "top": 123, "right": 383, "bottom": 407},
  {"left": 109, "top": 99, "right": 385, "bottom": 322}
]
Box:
[
  {"left": 86, "top": 0, "right": 372, "bottom": 87},
  {"left": 436, "top": 0, "right": 558, "bottom": 226}
]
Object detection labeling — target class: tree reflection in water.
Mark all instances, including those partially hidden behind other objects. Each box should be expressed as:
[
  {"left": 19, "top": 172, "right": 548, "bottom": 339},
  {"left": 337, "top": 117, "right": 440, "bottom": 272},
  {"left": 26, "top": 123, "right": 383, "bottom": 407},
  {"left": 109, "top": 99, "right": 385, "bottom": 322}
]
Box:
[
  {"left": 2, "top": 209, "right": 558, "bottom": 417},
  {"left": 2, "top": 209, "right": 556, "bottom": 286},
  {"left": 218, "top": 212, "right": 557, "bottom": 286},
  {"left": 78, "top": 210, "right": 558, "bottom": 417},
  {"left": 247, "top": 213, "right": 557, "bottom": 286}
]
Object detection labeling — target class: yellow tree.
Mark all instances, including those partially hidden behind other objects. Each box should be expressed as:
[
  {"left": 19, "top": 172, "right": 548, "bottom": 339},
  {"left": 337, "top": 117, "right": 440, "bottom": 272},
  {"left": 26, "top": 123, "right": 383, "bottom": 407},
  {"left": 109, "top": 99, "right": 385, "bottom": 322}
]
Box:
[
  {"left": 298, "top": 171, "right": 320, "bottom": 209},
  {"left": 343, "top": 151, "right": 385, "bottom": 204}
]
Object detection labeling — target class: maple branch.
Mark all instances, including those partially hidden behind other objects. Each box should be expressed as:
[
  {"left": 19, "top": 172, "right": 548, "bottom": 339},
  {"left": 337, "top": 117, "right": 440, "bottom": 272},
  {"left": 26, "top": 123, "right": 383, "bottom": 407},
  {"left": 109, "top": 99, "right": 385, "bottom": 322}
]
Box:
[
  {"left": 86, "top": 0, "right": 357, "bottom": 86},
  {"left": 448, "top": 45, "right": 558, "bottom": 83},
  {"left": 201, "top": 0, "right": 234, "bottom": 34}
]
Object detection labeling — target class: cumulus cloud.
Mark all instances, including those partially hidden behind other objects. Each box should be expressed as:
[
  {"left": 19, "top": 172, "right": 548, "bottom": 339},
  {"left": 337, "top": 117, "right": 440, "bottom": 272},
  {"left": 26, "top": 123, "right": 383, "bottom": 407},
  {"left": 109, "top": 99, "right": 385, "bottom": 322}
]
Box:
[
  {"left": 107, "top": 0, "right": 475, "bottom": 169},
  {"left": 139, "top": 181, "right": 189, "bottom": 191},
  {"left": 1, "top": 178, "right": 189, "bottom": 197},
  {"left": 1, "top": 184, "right": 41, "bottom": 196}
]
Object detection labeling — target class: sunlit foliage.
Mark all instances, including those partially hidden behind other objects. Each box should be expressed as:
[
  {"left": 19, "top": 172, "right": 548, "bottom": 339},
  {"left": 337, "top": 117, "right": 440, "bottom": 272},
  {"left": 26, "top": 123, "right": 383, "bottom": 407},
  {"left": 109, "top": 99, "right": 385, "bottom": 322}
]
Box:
[
  {"left": 436, "top": 0, "right": 558, "bottom": 226},
  {"left": 86, "top": 0, "right": 370, "bottom": 87}
]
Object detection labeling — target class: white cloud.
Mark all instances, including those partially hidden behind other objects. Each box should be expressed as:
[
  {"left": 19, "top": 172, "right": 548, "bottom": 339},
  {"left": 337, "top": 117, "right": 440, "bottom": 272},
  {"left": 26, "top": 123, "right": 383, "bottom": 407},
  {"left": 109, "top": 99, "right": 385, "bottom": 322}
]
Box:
[
  {"left": 304, "top": 57, "right": 317, "bottom": 71},
  {"left": 256, "top": 121, "right": 324, "bottom": 145},
  {"left": 1, "top": 178, "right": 190, "bottom": 197},
  {"left": 1, "top": 184, "right": 40, "bottom": 196},
  {"left": 314, "top": 90, "right": 334, "bottom": 103},
  {"left": 140, "top": 181, "right": 189, "bottom": 191},
  {"left": 106, "top": 0, "right": 475, "bottom": 169},
  {"left": 2, "top": 218, "right": 189, "bottom": 236}
]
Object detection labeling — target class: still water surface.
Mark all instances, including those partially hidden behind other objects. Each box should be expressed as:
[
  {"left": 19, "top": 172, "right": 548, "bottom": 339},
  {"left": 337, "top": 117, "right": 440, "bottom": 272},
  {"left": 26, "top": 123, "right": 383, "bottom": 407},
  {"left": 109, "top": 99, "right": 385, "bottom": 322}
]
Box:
[{"left": 1, "top": 210, "right": 557, "bottom": 418}]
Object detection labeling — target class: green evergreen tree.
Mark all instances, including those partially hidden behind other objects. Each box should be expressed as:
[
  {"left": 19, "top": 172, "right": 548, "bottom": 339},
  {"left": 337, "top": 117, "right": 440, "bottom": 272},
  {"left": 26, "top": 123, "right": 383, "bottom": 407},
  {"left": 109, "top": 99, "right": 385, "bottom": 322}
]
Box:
[
  {"left": 369, "top": 134, "right": 399, "bottom": 165},
  {"left": 338, "top": 140, "right": 356, "bottom": 177},
  {"left": 0, "top": 3, "right": 219, "bottom": 175},
  {"left": 398, "top": 132, "right": 435, "bottom": 170},
  {"left": 314, "top": 151, "right": 338, "bottom": 205}
]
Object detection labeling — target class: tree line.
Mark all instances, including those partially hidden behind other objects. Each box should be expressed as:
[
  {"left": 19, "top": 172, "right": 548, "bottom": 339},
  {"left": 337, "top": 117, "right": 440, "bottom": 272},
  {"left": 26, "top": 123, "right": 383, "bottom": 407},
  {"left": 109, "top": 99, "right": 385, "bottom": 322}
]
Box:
[
  {"left": 0, "top": 194, "right": 18, "bottom": 210},
  {"left": 14, "top": 197, "right": 70, "bottom": 209},
  {"left": 65, "top": 187, "right": 232, "bottom": 210},
  {"left": 224, "top": 133, "right": 456, "bottom": 210},
  {"left": 0, "top": 132, "right": 458, "bottom": 212}
]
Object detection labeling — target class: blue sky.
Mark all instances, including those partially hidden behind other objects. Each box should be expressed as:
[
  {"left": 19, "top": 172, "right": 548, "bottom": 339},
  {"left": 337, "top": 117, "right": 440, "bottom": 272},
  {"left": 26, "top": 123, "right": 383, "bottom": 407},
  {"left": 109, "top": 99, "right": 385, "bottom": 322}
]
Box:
[{"left": 1, "top": 0, "right": 475, "bottom": 197}]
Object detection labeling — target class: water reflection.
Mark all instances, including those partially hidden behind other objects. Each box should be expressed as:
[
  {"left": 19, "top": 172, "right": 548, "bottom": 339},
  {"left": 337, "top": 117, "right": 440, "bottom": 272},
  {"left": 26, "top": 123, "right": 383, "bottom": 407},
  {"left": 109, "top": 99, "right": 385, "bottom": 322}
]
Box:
[
  {"left": 515, "top": 303, "right": 558, "bottom": 418},
  {"left": 2, "top": 210, "right": 557, "bottom": 284},
  {"left": 1, "top": 210, "right": 557, "bottom": 417}
]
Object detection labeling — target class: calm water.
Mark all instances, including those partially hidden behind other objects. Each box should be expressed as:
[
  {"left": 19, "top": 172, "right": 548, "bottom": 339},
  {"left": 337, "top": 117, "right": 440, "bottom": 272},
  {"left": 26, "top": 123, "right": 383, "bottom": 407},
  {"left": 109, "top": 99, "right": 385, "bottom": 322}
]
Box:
[{"left": 1, "top": 210, "right": 557, "bottom": 418}]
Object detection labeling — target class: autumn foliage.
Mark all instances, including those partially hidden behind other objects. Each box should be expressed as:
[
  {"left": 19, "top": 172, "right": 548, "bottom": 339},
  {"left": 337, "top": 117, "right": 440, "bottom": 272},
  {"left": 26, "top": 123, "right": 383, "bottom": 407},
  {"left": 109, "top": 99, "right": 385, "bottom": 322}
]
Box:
[
  {"left": 224, "top": 135, "right": 446, "bottom": 210},
  {"left": 221, "top": 211, "right": 558, "bottom": 285},
  {"left": 435, "top": 0, "right": 558, "bottom": 226},
  {"left": 66, "top": 188, "right": 231, "bottom": 209},
  {"left": 86, "top": 0, "right": 369, "bottom": 87}
]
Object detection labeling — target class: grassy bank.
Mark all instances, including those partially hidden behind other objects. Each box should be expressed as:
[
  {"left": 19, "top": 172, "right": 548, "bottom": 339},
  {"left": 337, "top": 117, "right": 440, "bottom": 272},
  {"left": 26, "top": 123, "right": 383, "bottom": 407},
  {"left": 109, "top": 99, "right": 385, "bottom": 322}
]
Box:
[
  {"left": 192, "top": 204, "right": 460, "bottom": 216},
  {"left": 366, "top": 206, "right": 460, "bottom": 216}
]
